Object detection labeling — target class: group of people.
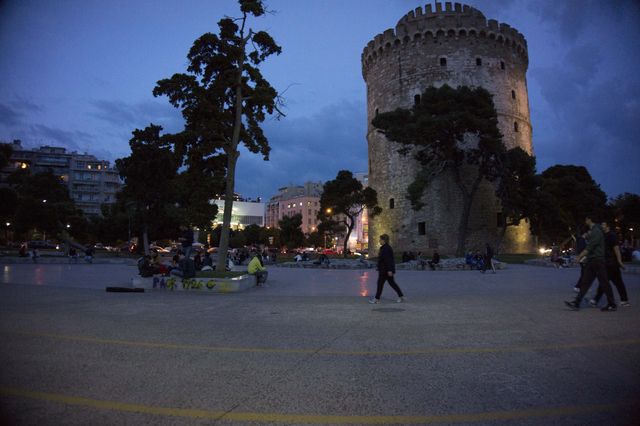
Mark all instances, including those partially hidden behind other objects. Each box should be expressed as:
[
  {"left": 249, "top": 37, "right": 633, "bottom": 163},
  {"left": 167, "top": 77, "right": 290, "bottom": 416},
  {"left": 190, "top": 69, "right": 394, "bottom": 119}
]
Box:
[
  {"left": 464, "top": 244, "right": 495, "bottom": 273},
  {"left": 565, "top": 214, "right": 630, "bottom": 311}
]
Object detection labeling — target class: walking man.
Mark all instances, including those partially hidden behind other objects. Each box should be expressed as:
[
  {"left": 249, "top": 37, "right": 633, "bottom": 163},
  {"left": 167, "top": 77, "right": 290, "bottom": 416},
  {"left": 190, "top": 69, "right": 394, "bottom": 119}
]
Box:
[
  {"left": 369, "top": 234, "right": 405, "bottom": 304},
  {"left": 565, "top": 214, "right": 617, "bottom": 311},
  {"left": 589, "top": 221, "right": 630, "bottom": 307}
]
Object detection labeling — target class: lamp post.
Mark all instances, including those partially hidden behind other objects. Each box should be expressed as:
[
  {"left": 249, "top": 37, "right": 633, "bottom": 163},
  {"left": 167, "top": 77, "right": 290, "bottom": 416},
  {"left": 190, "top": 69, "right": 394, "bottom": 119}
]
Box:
[{"left": 4, "top": 222, "right": 10, "bottom": 244}]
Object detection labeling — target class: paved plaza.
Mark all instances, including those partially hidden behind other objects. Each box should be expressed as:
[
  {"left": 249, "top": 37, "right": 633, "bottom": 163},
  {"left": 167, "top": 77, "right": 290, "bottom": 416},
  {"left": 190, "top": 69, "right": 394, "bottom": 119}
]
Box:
[{"left": 0, "top": 263, "right": 639, "bottom": 425}]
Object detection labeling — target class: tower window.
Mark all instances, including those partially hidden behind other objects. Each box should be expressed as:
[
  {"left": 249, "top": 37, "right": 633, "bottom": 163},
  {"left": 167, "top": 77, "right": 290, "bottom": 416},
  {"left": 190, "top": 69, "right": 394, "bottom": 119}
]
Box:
[
  {"left": 414, "top": 94, "right": 421, "bottom": 105},
  {"left": 389, "top": 198, "right": 395, "bottom": 209},
  {"left": 418, "top": 222, "right": 426, "bottom": 235},
  {"left": 514, "top": 121, "right": 519, "bottom": 132},
  {"left": 511, "top": 90, "right": 516, "bottom": 99},
  {"left": 500, "top": 61, "right": 505, "bottom": 70},
  {"left": 476, "top": 57, "right": 482, "bottom": 66},
  {"left": 375, "top": 108, "right": 379, "bottom": 116},
  {"left": 440, "top": 57, "right": 447, "bottom": 66}
]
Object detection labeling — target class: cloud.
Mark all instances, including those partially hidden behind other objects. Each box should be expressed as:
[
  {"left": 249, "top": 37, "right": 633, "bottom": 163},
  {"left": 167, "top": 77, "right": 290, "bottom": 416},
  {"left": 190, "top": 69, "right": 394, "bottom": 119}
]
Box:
[
  {"left": 0, "top": 103, "right": 22, "bottom": 126},
  {"left": 234, "top": 100, "right": 368, "bottom": 199},
  {"left": 89, "top": 98, "right": 183, "bottom": 133}
]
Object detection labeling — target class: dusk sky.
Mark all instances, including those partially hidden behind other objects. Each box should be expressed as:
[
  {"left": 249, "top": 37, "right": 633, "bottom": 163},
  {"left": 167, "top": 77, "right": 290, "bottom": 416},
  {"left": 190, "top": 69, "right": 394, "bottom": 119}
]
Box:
[{"left": 1, "top": 0, "right": 638, "bottom": 200}]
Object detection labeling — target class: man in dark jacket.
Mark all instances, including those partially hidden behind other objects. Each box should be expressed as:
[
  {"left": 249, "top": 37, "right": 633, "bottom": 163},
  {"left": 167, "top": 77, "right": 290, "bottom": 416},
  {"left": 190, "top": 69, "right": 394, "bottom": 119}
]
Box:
[
  {"left": 369, "top": 234, "right": 405, "bottom": 304},
  {"left": 590, "top": 221, "right": 630, "bottom": 307},
  {"left": 565, "top": 214, "right": 616, "bottom": 311}
]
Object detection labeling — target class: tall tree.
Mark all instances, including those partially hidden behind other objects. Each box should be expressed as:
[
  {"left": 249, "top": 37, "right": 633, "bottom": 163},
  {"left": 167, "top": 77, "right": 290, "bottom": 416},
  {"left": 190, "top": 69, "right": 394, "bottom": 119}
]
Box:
[
  {"left": 530, "top": 165, "right": 607, "bottom": 245},
  {"left": 154, "top": 0, "right": 282, "bottom": 271},
  {"left": 116, "top": 125, "right": 179, "bottom": 254},
  {"left": 609, "top": 192, "right": 639, "bottom": 243},
  {"left": 372, "top": 85, "right": 505, "bottom": 255},
  {"left": 495, "top": 147, "right": 538, "bottom": 249},
  {"left": 8, "top": 170, "right": 78, "bottom": 240},
  {"left": 279, "top": 214, "right": 304, "bottom": 250},
  {"left": 318, "top": 170, "right": 381, "bottom": 257}
]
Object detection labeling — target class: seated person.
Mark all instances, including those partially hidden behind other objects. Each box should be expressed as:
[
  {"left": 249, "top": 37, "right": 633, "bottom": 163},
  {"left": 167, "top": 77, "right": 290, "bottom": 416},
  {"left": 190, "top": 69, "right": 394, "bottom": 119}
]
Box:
[
  {"left": 248, "top": 251, "right": 268, "bottom": 285},
  {"left": 428, "top": 250, "right": 440, "bottom": 270},
  {"left": 84, "top": 246, "right": 94, "bottom": 264},
  {"left": 137, "top": 255, "right": 155, "bottom": 277},
  {"left": 150, "top": 252, "right": 169, "bottom": 275},
  {"left": 550, "top": 244, "right": 565, "bottom": 268},
  {"left": 294, "top": 252, "right": 303, "bottom": 262},
  {"left": 69, "top": 247, "right": 79, "bottom": 263},
  {"left": 19, "top": 243, "right": 28, "bottom": 257},
  {"left": 194, "top": 252, "right": 203, "bottom": 271},
  {"left": 203, "top": 252, "right": 213, "bottom": 268},
  {"left": 170, "top": 254, "right": 196, "bottom": 278}
]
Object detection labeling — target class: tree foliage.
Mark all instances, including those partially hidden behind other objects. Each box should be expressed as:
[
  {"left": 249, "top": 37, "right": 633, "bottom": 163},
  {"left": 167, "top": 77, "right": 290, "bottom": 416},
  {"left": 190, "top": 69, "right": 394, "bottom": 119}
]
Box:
[
  {"left": 372, "top": 85, "right": 507, "bottom": 255},
  {"left": 318, "top": 170, "right": 381, "bottom": 257},
  {"left": 531, "top": 165, "right": 607, "bottom": 245},
  {"left": 7, "top": 170, "right": 81, "bottom": 239},
  {"left": 278, "top": 214, "right": 304, "bottom": 250},
  {"left": 609, "top": 192, "right": 639, "bottom": 242},
  {"left": 153, "top": 0, "right": 282, "bottom": 270}
]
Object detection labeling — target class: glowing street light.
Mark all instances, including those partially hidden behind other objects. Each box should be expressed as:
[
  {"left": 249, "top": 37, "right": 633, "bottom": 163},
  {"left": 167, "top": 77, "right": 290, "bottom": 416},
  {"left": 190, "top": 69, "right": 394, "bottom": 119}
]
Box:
[
  {"left": 326, "top": 208, "right": 332, "bottom": 214},
  {"left": 42, "top": 199, "right": 47, "bottom": 203}
]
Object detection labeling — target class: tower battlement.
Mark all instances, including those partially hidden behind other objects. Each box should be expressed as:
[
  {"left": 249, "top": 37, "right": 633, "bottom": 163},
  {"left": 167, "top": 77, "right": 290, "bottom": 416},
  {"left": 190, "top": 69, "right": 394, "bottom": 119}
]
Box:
[
  {"left": 362, "top": 2, "right": 527, "bottom": 74},
  {"left": 361, "top": 2, "right": 535, "bottom": 255}
]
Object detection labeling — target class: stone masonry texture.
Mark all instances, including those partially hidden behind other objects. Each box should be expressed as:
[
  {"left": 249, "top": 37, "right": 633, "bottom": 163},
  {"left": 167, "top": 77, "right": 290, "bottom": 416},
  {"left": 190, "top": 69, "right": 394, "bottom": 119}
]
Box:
[{"left": 362, "top": 2, "right": 535, "bottom": 255}]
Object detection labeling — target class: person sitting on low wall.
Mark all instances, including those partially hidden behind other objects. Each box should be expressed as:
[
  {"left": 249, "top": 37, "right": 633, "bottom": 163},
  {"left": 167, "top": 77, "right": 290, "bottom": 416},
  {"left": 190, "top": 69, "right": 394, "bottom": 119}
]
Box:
[{"left": 248, "top": 250, "right": 268, "bottom": 286}]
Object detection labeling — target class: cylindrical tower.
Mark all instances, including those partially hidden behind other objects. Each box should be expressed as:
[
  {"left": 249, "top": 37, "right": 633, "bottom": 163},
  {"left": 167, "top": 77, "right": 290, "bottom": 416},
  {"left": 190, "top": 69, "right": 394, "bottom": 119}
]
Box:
[{"left": 362, "top": 2, "right": 534, "bottom": 255}]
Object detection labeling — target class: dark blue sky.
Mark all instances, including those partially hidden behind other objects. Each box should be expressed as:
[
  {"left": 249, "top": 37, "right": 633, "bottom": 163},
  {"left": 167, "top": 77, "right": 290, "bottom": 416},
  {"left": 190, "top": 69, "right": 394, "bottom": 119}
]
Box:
[{"left": 1, "top": 0, "right": 638, "bottom": 200}]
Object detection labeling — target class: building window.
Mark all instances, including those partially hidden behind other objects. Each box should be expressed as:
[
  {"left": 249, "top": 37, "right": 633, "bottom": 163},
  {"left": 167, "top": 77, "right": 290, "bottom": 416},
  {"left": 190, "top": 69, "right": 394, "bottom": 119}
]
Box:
[
  {"left": 514, "top": 121, "right": 519, "bottom": 132},
  {"left": 414, "top": 94, "right": 420, "bottom": 105},
  {"left": 440, "top": 57, "right": 447, "bottom": 66},
  {"left": 389, "top": 198, "right": 395, "bottom": 209},
  {"left": 418, "top": 222, "right": 426, "bottom": 235},
  {"left": 500, "top": 60, "right": 505, "bottom": 70},
  {"left": 375, "top": 108, "right": 379, "bottom": 116},
  {"left": 511, "top": 90, "right": 516, "bottom": 99},
  {"left": 476, "top": 57, "right": 482, "bottom": 66}
]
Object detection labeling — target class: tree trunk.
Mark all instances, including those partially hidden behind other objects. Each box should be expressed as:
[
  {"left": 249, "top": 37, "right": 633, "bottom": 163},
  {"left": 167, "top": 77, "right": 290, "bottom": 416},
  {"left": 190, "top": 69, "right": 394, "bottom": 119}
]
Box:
[
  {"left": 455, "top": 194, "right": 473, "bottom": 257},
  {"left": 143, "top": 222, "right": 150, "bottom": 256},
  {"left": 216, "top": 151, "right": 239, "bottom": 271},
  {"left": 342, "top": 217, "right": 354, "bottom": 258},
  {"left": 216, "top": 36, "right": 246, "bottom": 272},
  {"left": 454, "top": 173, "right": 483, "bottom": 257}
]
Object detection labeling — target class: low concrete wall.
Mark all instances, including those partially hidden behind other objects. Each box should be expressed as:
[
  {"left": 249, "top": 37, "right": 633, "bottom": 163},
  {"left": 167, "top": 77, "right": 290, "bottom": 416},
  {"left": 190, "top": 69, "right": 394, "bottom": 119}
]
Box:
[{"left": 131, "top": 274, "right": 257, "bottom": 293}]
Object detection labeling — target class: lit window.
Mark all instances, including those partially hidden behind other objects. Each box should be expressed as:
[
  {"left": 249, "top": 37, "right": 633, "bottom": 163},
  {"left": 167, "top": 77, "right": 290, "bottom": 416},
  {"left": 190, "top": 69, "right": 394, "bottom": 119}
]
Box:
[
  {"left": 299, "top": 202, "right": 302, "bottom": 206},
  {"left": 87, "top": 165, "right": 91, "bottom": 169}
]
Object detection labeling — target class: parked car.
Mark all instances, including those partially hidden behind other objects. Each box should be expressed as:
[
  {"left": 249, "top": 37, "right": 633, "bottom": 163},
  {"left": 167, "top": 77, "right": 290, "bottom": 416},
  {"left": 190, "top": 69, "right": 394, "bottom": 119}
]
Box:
[{"left": 321, "top": 249, "right": 337, "bottom": 255}]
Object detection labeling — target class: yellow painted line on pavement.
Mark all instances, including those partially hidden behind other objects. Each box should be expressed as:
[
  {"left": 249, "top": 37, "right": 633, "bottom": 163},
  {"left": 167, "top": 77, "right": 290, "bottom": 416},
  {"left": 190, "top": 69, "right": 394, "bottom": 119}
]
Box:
[
  {"left": 7, "top": 331, "right": 640, "bottom": 357},
  {"left": 0, "top": 386, "right": 629, "bottom": 424}
]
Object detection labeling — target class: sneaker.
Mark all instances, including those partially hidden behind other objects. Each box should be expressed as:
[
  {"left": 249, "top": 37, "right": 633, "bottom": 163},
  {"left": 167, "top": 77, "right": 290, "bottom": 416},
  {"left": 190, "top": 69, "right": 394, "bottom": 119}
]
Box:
[
  {"left": 396, "top": 296, "right": 405, "bottom": 303},
  {"left": 589, "top": 299, "right": 597, "bottom": 308},
  {"left": 600, "top": 304, "right": 617, "bottom": 312},
  {"left": 620, "top": 301, "right": 631, "bottom": 307},
  {"left": 564, "top": 300, "right": 579, "bottom": 311},
  {"left": 368, "top": 297, "right": 380, "bottom": 304},
  {"left": 573, "top": 287, "right": 580, "bottom": 293}
]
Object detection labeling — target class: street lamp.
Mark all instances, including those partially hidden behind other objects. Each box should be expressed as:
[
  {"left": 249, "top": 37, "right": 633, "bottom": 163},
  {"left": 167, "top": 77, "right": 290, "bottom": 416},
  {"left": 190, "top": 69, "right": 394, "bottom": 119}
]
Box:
[{"left": 4, "top": 222, "right": 10, "bottom": 243}]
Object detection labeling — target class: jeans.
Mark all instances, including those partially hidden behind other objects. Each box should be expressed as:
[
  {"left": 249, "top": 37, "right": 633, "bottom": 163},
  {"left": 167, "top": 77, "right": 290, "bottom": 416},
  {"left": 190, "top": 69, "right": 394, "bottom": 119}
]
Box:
[{"left": 575, "top": 258, "right": 614, "bottom": 306}]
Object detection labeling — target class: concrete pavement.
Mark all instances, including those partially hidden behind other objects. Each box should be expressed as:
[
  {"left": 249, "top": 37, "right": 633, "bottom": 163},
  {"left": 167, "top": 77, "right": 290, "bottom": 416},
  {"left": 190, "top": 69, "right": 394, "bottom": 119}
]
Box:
[{"left": 0, "top": 263, "right": 639, "bottom": 425}]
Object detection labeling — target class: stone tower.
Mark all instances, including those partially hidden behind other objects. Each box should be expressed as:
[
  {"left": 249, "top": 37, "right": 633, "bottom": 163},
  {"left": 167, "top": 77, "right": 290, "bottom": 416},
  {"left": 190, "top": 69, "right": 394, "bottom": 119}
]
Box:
[{"left": 362, "top": 2, "right": 535, "bottom": 255}]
